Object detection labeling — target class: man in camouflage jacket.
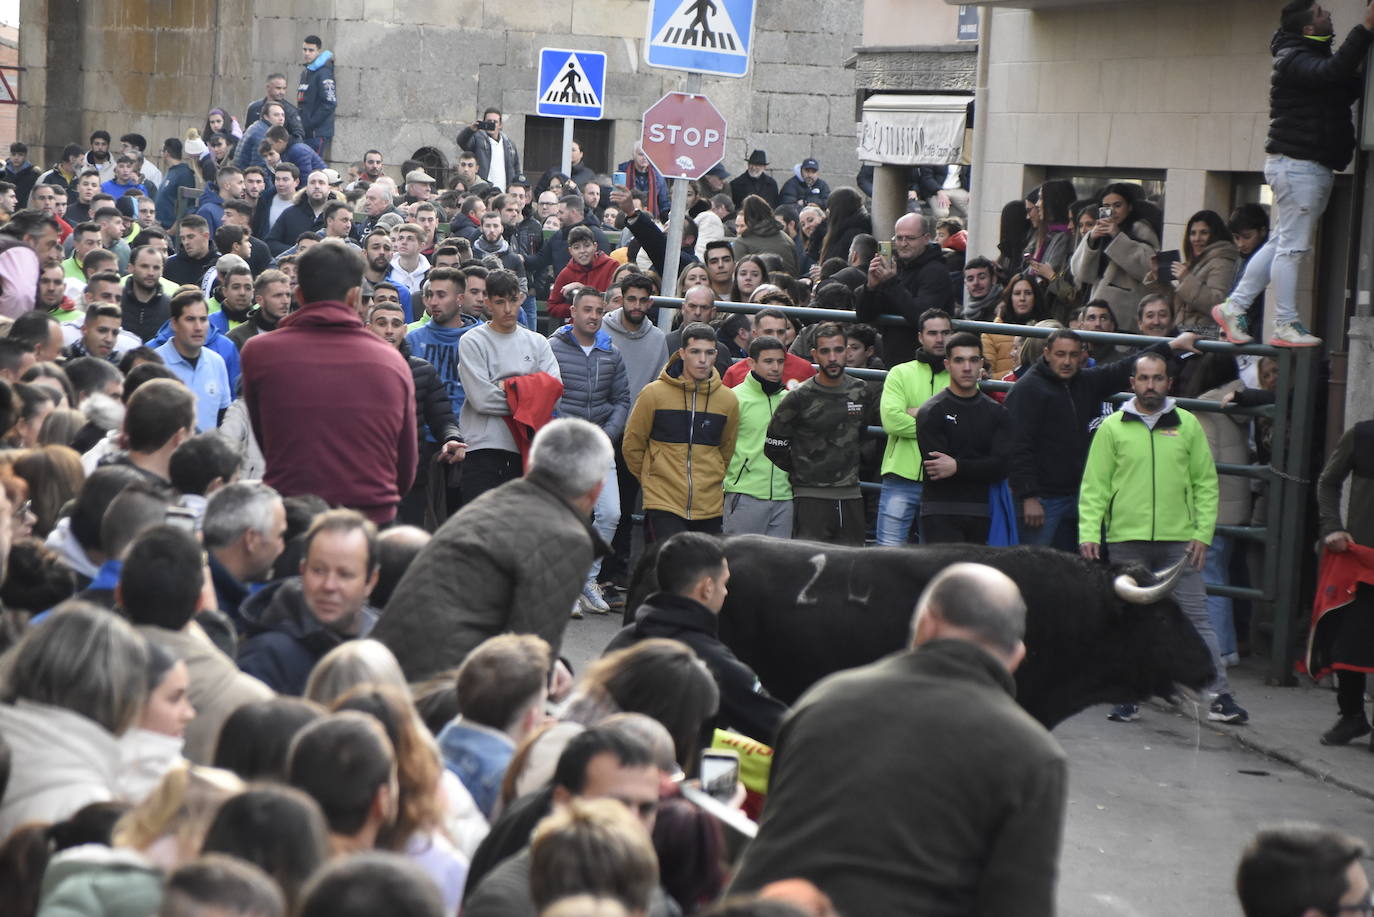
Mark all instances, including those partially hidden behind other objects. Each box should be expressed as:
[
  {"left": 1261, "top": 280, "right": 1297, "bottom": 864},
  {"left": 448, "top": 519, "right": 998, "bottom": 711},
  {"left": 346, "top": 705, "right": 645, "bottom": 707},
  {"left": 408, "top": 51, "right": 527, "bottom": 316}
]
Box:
[{"left": 765, "top": 322, "right": 878, "bottom": 545}]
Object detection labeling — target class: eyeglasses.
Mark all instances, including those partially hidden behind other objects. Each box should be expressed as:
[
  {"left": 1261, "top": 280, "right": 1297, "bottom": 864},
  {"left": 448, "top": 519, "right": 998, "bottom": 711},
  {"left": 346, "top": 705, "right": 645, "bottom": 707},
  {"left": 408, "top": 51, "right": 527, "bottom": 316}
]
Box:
[{"left": 12, "top": 500, "right": 31, "bottom": 522}]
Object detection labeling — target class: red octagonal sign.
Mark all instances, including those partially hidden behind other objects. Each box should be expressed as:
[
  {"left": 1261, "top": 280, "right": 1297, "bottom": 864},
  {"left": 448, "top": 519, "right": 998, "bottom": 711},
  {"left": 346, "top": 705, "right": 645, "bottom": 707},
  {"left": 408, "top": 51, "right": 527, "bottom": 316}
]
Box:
[{"left": 640, "top": 91, "right": 727, "bottom": 181}]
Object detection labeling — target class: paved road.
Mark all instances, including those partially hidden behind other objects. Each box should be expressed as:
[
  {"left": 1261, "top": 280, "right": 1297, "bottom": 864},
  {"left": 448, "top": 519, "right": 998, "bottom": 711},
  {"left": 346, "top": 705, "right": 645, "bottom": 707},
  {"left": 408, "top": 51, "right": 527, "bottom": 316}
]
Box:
[{"left": 563, "top": 613, "right": 1374, "bottom": 916}]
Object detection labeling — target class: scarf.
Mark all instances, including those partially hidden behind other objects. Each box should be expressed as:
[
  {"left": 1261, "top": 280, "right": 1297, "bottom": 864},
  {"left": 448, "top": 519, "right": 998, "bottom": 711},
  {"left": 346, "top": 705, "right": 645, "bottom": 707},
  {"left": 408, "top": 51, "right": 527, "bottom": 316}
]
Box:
[{"left": 625, "top": 160, "right": 665, "bottom": 218}]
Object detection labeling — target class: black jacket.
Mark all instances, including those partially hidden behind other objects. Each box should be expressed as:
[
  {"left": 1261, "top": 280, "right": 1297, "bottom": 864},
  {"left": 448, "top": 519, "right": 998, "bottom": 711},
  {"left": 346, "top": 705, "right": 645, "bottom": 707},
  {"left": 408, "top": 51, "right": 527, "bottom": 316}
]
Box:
[
  {"left": 404, "top": 348, "right": 462, "bottom": 449},
  {"left": 245, "top": 97, "right": 305, "bottom": 144},
  {"left": 1266, "top": 26, "right": 1374, "bottom": 171},
  {"left": 729, "top": 171, "right": 779, "bottom": 207},
  {"left": 237, "top": 577, "right": 378, "bottom": 695},
  {"left": 163, "top": 246, "right": 220, "bottom": 289},
  {"left": 456, "top": 126, "right": 521, "bottom": 189},
  {"left": 605, "top": 592, "right": 788, "bottom": 744},
  {"left": 1003, "top": 345, "right": 1170, "bottom": 500},
  {"left": 916, "top": 389, "right": 1011, "bottom": 516},
  {"left": 120, "top": 283, "right": 171, "bottom": 343},
  {"left": 854, "top": 241, "right": 954, "bottom": 367},
  {"left": 819, "top": 211, "right": 872, "bottom": 264},
  {"left": 226, "top": 307, "right": 279, "bottom": 351},
  {"left": 265, "top": 199, "right": 323, "bottom": 256}
]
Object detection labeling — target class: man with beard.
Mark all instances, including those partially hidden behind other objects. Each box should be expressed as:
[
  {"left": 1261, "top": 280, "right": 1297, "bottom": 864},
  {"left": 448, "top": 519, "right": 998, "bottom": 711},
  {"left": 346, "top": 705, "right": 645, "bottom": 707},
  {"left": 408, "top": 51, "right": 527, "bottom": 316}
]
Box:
[
  {"left": 229, "top": 269, "right": 292, "bottom": 350},
  {"left": 960, "top": 256, "right": 1002, "bottom": 321},
  {"left": 407, "top": 267, "right": 481, "bottom": 418},
  {"left": 360, "top": 230, "right": 414, "bottom": 321},
  {"left": 764, "top": 322, "right": 878, "bottom": 545},
  {"left": 164, "top": 215, "right": 219, "bottom": 287},
  {"left": 266, "top": 169, "right": 330, "bottom": 256},
  {"left": 121, "top": 244, "right": 173, "bottom": 342},
  {"left": 473, "top": 211, "right": 526, "bottom": 292}
]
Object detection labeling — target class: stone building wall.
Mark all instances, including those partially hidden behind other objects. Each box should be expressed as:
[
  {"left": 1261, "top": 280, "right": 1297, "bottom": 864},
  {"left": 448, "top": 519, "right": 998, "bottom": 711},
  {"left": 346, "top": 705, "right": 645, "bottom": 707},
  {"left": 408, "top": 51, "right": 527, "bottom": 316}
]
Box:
[{"left": 20, "top": 0, "right": 863, "bottom": 194}]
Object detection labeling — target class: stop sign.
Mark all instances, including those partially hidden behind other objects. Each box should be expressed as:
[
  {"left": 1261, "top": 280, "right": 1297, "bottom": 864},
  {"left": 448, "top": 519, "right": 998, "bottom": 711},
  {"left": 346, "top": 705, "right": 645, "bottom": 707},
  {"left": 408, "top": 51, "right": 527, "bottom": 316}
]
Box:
[{"left": 640, "top": 91, "right": 727, "bottom": 181}]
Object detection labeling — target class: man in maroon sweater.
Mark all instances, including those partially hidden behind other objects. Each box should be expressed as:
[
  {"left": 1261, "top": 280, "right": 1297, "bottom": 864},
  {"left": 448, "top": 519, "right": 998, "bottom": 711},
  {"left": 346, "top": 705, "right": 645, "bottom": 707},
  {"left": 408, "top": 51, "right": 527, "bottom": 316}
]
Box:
[{"left": 240, "top": 239, "right": 416, "bottom": 524}]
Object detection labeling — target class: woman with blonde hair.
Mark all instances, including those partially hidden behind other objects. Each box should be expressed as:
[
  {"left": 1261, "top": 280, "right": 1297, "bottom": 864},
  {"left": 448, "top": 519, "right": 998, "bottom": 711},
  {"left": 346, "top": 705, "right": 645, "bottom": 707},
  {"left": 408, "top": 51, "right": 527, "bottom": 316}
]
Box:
[
  {"left": 303, "top": 639, "right": 410, "bottom": 708},
  {"left": 37, "top": 763, "right": 244, "bottom": 916}
]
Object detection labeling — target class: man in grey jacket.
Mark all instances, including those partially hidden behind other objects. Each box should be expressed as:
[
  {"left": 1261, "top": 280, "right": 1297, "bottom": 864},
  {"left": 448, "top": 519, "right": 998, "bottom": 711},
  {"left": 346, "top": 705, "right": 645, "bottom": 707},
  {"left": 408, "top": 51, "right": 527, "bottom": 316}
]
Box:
[
  {"left": 549, "top": 288, "right": 630, "bottom": 615},
  {"left": 373, "top": 418, "right": 612, "bottom": 679}
]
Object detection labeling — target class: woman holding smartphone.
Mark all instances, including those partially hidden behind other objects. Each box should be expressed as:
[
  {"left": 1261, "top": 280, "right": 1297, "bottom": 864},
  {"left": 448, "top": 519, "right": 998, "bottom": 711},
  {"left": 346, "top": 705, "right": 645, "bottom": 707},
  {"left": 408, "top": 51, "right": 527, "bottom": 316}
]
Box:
[
  {"left": 1169, "top": 209, "right": 1240, "bottom": 336},
  {"left": 1068, "top": 182, "right": 1161, "bottom": 332},
  {"left": 1022, "top": 180, "right": 1078, "bottom": 320}
]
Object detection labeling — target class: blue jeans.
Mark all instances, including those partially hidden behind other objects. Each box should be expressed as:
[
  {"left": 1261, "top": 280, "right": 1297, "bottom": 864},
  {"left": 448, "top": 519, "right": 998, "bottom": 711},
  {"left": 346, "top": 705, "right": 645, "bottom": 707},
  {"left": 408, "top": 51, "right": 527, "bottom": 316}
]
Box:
[
  {"left": 1203, "top": 534, "right": 1236, "bottom": 658},
  {"left": 876, "top": 475, "right": 922, "bottom": 546},
  {"left": 1018, "top": 494, "right": 1078, "bottom": 549},
  {"left": 1229, "top": 154, "right": 1333, "bottom": 327},
  {"left": 586, "top": 457, "right": 620, "bottom": 584}
]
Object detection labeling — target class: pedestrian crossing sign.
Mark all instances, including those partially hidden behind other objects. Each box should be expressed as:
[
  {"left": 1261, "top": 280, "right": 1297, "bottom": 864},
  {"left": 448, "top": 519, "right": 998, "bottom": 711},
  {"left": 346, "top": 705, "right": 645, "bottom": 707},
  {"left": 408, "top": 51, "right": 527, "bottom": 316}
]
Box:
[
  {"left": 536, "top": 48, "right": 607, "bottom": 120},
  {"left": 645, "top": 0, "right": 756, "bottom": 78}
]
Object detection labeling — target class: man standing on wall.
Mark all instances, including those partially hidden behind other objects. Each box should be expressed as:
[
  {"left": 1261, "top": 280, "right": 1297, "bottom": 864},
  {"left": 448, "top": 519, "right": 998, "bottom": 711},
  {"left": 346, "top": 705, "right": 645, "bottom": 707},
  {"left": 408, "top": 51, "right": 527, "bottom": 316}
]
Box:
[
  {"left": 1213, "top": 0, "right": 1374, "bottom": 348},
  {"left": 298, "top": 35, "right": 337, "bottom": 161}
]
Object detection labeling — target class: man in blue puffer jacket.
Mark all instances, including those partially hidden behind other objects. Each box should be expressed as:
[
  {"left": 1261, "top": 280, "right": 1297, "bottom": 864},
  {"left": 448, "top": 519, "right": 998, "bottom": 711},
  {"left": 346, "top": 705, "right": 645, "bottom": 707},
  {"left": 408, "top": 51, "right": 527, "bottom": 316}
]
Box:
[{"left": 549, "top": 286, "right": 629, "bottom": 615}]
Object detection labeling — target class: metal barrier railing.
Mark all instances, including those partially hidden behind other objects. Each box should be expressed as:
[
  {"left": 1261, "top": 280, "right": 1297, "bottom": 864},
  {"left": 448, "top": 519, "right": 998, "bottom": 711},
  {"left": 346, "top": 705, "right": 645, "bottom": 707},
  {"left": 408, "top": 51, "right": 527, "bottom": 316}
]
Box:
[{"left": 652, "top": 295, "right": 1319, "bottom": 684}]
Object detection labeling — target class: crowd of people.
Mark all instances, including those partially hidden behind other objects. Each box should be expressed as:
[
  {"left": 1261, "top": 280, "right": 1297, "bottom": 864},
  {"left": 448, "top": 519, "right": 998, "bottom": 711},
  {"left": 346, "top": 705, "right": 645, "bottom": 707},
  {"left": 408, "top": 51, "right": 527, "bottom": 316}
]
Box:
[{"left": 0, "top": 1, "right": 1371, "bottom": 913}]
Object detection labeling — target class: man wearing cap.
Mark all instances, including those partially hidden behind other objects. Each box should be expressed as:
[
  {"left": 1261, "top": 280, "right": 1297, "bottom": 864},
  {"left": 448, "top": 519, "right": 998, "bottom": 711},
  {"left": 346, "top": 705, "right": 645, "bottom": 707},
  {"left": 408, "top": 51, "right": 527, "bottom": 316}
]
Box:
[
  {"left": 780, "top": 159, "right": 830, "bottom": 209},
  {"left": 456, "top": 108, "right": 521, "bottom": 193},
  {"left": 730, "top": 150, "right": 779, "bottom": 208},
  {"left": 404, "top": 169, "right": 436, "bottom": 205}
]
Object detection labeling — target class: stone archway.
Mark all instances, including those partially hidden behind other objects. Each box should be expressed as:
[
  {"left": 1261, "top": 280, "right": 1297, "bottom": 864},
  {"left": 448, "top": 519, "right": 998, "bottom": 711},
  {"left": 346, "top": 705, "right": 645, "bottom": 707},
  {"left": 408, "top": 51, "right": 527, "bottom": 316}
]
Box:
[{"left": 411, "top": 146, "right": 451, "bottom": 190}]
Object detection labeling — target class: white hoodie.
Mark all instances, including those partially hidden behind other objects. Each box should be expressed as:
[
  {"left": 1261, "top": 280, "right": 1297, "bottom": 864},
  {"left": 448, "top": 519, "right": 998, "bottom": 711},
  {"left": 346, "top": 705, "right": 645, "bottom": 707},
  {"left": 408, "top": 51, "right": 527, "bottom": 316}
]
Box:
[{"left": 0, "top": 700, "right": 121, "bottom": 840}]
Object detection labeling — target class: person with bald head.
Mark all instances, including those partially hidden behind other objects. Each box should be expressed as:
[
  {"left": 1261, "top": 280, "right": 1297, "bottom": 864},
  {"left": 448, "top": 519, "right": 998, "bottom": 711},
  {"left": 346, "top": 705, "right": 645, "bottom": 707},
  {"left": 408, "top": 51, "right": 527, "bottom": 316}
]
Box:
[
  {"left": 855, "top": 211, "right": 955, "bottom": 367},
  {"left": 729, "top": 562, "right": 1066, "bottom": 917},
  {"left": 665, "top": 286, "right": 731, "bottom": 380}
]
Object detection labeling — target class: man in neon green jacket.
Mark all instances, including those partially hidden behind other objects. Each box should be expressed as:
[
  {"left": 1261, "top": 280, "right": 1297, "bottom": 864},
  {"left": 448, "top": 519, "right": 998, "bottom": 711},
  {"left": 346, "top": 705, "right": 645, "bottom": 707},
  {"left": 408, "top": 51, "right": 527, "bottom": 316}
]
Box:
[
  {"left": 875, "top": 309, "right": 950, "bottom": 545},
  {"left": 723, "top": 335, "right": 794, "bottom": 537},
  {"left": 1079, "top": 351, "right": 1246, "bottom": 724}
]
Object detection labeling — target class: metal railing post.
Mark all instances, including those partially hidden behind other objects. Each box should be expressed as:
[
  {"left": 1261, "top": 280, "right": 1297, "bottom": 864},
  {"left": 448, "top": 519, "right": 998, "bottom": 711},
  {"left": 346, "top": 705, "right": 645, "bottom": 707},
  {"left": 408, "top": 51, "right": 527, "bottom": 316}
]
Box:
[{"left": 1268, "top": 348, "right": 1318, "bottom": 685}]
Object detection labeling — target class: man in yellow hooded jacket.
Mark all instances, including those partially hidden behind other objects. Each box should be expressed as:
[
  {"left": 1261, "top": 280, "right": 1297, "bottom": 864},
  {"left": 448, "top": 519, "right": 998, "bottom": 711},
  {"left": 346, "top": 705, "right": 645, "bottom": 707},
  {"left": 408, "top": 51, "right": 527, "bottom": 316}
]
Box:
[{"left": 623, "top": 321, "right": 739, "bottom": 544}]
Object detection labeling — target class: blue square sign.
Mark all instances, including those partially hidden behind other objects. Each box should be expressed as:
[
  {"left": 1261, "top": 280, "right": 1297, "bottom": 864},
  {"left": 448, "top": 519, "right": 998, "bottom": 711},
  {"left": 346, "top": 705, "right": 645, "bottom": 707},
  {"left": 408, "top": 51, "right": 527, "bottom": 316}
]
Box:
[
  {"left": 536, "top": 49, "right": 607, "bottom": 120},
  {"left": 645, "top": 0, "right": 756, "bottom": 78}
]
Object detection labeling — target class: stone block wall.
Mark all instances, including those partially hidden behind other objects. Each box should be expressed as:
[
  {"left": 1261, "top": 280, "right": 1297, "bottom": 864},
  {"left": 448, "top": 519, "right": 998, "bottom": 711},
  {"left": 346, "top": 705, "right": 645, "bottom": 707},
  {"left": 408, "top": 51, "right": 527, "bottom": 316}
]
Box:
[{"left": 22, "top": 0, "right": 864, "bottom": 195}]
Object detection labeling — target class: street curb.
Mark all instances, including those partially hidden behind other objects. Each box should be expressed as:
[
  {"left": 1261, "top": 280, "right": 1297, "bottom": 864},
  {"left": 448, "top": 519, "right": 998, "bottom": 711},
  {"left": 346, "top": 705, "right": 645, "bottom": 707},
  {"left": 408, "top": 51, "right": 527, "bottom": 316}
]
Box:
[{"left": 1148, "top": 698, "right": 1374, "bottom": 803}]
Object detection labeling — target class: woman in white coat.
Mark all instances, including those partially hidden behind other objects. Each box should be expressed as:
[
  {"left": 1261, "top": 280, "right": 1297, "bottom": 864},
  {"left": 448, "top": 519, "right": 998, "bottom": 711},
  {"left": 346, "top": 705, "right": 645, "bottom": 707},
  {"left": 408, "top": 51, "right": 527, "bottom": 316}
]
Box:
[{"left": 0, "top": 603, "right": 150, "bottom": 840}]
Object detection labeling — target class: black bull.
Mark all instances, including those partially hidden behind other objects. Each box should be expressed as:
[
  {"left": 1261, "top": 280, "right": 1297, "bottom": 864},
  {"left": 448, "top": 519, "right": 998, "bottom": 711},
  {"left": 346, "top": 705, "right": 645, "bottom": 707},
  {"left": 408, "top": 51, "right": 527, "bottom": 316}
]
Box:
[{"left": 626, "top": 536, "right": 1215, "bottom": 729}]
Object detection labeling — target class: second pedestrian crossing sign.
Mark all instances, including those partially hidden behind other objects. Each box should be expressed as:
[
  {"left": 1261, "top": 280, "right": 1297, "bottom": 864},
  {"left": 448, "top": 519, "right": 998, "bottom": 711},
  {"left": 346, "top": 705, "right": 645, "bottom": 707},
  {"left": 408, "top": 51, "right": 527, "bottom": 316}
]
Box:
[
  {"left": 536, "top": 49, "right": 607, "bottom": 120},
  {"left": 646, "top": 0, "right": 756, "bottom": 78}
]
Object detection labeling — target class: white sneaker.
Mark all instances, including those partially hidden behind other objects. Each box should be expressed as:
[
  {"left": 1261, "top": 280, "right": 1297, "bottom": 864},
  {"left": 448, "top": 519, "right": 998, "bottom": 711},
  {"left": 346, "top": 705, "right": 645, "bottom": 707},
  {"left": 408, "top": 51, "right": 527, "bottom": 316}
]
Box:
[
  {"left": 570, "top": 599, "right": 584, "bottom": 620},
  {"left": 580, "top": 582, "right": 611, "bottom": 615},
  {"left": 1269, "top": 320, "right": 1321, "bottom": 348},
  {"left": 1211, "top": 301, "right": 1253, "bottom": 344}
]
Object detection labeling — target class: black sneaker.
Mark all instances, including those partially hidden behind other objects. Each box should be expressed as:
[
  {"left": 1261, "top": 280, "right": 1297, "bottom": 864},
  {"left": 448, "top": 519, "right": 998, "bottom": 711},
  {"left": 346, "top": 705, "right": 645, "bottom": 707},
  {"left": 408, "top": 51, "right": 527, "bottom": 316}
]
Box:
[
  {"left": 1208, "top": 693, "right": 1249, "bottom": 724},
  {"left": 1107, "top": 703, "right": 1139, "bottom": 722},
  {"left": 1321, "top": 715, "right": 1371, "bottom": 746}
]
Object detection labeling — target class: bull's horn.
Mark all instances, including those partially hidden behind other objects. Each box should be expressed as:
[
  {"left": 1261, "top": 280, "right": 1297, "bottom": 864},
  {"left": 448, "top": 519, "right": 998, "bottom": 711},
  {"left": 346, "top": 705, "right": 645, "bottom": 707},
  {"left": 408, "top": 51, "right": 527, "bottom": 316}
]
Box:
[{"left": 1114, "top": 553, "right": 1190, "bottom": 605}]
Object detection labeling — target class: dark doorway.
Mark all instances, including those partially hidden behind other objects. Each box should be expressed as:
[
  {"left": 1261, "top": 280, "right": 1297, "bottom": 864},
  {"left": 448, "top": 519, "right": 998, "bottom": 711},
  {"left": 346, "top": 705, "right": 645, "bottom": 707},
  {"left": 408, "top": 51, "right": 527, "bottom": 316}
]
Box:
[
  {"left": 411, "top": 146, "right": 452, "bottom": 189},
  {"left": 524, "top": 117, "right": 615, "bottom": 184}
]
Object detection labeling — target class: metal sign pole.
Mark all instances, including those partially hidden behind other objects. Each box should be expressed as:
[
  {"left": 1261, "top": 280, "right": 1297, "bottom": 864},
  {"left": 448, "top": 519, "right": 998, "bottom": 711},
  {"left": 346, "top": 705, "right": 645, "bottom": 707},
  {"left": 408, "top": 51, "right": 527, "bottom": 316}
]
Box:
[
  {"left": 561, "top": 117, "right": 574, "bottom": 178},
  {"left": 657, "top": 72, "right": 703, "bottom": 331}
]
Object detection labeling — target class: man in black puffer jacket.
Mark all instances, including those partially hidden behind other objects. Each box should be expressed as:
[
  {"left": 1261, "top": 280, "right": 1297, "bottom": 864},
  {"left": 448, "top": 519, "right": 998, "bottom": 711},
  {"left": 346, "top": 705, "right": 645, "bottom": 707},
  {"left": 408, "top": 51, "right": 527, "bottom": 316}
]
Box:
[
  {"left": 1214, "top": 0, "right": 1374, "bottom": 349},
  {"left": 366, "top": 295, "right": 465, "bottom": 527}
]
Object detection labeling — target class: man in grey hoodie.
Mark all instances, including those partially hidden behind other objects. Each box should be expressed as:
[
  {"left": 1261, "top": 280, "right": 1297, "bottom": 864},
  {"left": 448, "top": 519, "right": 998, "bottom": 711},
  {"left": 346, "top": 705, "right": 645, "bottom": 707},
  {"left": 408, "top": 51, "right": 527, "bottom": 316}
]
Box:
[{"left": 601, "top": 274, "right": 669, "bottom": 401}]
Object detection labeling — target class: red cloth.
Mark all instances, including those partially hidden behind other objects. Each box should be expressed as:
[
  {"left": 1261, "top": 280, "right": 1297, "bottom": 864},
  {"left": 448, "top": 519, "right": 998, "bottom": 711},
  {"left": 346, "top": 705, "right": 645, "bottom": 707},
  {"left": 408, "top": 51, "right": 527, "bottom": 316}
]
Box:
[
  {"left": 546, "top": 252, "right": 620, "bottom": 320},
  {"left": 1303, "top": 544, "right": 1374, "bottom": 678},
  {"left": 502, "top": 371, "right": 565, "bottom": 469},
  {"left": 241, "top": 299, "right": 417, "bottom": 523},
  {"left": 721, "top": 352, "right": 816, "bottom": 389},
  {"left": 943, "top": 229, "right": 967, "bottom": 252}
]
